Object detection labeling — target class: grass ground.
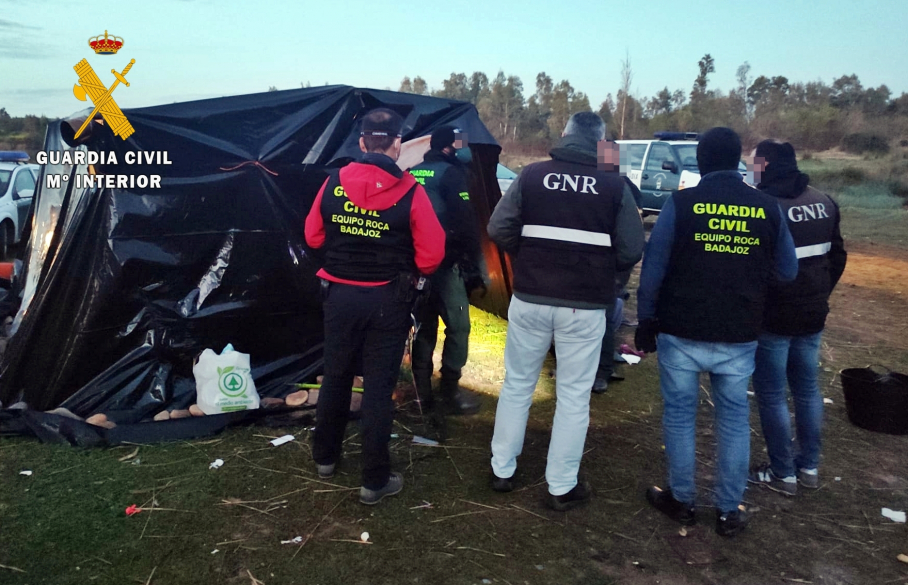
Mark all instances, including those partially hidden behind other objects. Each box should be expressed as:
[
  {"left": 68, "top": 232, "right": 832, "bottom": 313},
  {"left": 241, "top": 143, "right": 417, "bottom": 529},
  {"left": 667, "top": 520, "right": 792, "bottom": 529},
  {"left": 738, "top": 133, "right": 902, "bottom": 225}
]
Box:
[{"left": 2, "top": 154, "right": 908, "bottom": 585}]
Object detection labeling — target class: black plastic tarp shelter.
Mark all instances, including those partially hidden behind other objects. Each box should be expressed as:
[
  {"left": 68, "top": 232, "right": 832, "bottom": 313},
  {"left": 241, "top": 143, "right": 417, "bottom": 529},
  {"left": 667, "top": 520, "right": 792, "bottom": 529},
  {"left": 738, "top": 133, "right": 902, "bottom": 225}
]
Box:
[{"left": 0, "top": 86, "right": 511, "bottom": 438}]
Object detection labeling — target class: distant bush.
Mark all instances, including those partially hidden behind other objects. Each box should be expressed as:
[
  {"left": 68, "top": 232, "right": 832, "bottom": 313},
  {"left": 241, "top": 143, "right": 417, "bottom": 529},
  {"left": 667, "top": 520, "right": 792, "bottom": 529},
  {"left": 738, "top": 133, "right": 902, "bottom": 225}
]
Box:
[
  {"left": 841, "top": 133, "right": 890, "bottom": 155},
  {"left": 831, "top": 182, "right": 905, "bottom": 209},
  {"left": 800, "top": 151, "right": 813, "bottom": 161},
  {"left": 841, "top": 166, "right": 866, "bottom": 184},
  {"left": 900, "top": 139, "right": 908, "bottom": 147}
]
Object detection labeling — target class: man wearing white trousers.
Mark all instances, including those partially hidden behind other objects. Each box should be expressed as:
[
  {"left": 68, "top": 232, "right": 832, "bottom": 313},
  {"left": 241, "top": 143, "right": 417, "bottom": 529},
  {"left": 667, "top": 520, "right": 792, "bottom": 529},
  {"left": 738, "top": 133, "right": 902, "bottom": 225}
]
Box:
[{"left": 486, "top": 112, "right": 645, "bottom": 510}]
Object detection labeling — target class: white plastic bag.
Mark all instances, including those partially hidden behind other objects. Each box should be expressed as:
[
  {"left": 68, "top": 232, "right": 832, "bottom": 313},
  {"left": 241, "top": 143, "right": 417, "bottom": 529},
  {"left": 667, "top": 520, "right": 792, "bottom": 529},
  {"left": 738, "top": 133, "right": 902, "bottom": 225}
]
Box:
[{"left": 194, "top": 344, "right": 260, "bottom": 414}]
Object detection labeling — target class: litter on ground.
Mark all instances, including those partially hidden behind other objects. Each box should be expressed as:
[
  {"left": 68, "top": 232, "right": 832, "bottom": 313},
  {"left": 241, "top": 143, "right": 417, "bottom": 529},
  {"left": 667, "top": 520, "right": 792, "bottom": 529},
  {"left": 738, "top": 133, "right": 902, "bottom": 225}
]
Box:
[
  {"left": 881, "top": 508, "right": 906, "bottom": 523},
  {"left": 209, "top": 459, "right": 224, "bottom": 469},
  {"left": 270, "top": 434, "right": 295, "bottom": 447},
  {"left": 281, "top": 536, "right": 303, "bottom": 545}
]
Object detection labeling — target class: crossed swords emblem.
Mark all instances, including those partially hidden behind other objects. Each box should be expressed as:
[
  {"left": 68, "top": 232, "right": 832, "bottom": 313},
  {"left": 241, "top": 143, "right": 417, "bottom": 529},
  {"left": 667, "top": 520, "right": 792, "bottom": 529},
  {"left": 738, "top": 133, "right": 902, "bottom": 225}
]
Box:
[{"left": 72, "top": 58, "right": 136, "bottom": 140}]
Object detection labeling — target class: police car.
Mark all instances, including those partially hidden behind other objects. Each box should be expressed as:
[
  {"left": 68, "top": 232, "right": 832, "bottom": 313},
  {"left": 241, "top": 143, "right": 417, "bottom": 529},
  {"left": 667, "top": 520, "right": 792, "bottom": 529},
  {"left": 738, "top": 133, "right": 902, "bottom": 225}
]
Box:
[
  {"left": 0, "top": 151, "right": 39, "bottom": 257},
  {"left": 617, "top": 133, "right": 749, "bottom": 215}
]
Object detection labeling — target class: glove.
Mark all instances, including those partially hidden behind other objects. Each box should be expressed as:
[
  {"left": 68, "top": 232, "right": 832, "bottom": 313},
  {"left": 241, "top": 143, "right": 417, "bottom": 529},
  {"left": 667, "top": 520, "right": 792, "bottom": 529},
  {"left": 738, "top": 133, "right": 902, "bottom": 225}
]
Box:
[
  {"left": 459, "top": 259, "right": 488, "bottom": 298},
  {"left": 634, "top": 318, "right": 659, "bottom": 354}
]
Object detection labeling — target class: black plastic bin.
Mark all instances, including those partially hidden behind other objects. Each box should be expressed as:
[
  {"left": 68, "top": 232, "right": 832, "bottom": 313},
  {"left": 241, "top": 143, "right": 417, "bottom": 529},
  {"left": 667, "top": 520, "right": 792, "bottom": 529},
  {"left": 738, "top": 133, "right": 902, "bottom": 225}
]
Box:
[{"left": 841, "top": 366, "right": 908, "bottom": 435}]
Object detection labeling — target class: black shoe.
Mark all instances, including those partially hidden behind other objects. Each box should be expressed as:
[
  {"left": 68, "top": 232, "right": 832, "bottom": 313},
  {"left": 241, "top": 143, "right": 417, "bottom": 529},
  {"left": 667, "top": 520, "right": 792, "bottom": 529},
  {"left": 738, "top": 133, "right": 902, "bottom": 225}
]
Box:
[
  {"left": 491, "top": 471, "right": 514, "bottom": 493},
  {"left": 444, "top": 389, "right": 482, "bottom": 415},
  {"left": 591, "top": 378, "right": 609, "bottom": 394},
  {"left": 716, "top": 507, "right": 749, "bottom": 537},
  {"left": 546, "top": 481, "right": 591, "bottom": 511},
  {"left": 608, "top": 372, "right": 625, "bottom": 382},
  {"left": 646, "top": 486, "right": 697, "bottom": 526}
]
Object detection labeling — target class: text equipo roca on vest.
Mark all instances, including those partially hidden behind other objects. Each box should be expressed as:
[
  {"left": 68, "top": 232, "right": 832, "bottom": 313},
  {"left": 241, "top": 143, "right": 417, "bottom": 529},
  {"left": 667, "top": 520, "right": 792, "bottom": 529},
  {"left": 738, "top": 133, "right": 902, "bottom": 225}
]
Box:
[{"left": 36, "top": 150, "right": 172, "bottom": 190}]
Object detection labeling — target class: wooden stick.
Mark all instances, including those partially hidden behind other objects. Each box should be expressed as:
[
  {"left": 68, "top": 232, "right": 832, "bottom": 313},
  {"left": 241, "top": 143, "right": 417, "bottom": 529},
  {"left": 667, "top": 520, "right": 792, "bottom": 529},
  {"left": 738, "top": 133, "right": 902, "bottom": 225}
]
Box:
[
  {"left": 328, "top": 539, "right": 373, "bottom": 545},
  {"left": 0, "top": 563, "right": 25, "bottom": 573},
  {"left": 444, "top": 446, "right": 463, "bottom": 481},
  {"left": 455, "top": 546, "right": 505, "bottom": 557},
  {"left": 144, "top": 566, "right": 157, "bottom": 585},
  {"left": 460, "top": 499, "right": 500, "bottom": 510},
  {"left": 292, "top": 494, "right": 349, "bottom": 560},
  {"left": 430, "top": 510, "right": 491, "bottom": 523}
]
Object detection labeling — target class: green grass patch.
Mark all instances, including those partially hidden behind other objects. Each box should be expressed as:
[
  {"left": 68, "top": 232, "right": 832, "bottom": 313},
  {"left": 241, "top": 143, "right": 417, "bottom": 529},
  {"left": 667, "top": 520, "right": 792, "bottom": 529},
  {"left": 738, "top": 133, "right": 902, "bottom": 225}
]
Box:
[{"left": 830, "top": 182, "right": 906, "bottom": 209}]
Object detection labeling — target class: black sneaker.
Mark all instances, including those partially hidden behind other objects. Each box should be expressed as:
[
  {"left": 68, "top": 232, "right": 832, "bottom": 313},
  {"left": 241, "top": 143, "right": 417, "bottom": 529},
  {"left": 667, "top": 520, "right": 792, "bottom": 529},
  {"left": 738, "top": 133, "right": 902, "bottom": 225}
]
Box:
[
  {"left": 545, "top": 481, "right": 591, "bottom": 511},
  {"left": 491, "top": 471, "right": 515, "bottom": 493},
  {"left": 646, "top": 486, "right": 697, "bottom": 526},
  {"left": 748, "top": 462, "right": 797, "bottom": 496},
  {"left": 591, "top": 378, "right": 609, "bottom": 394},
  {"left": 360, "top": 472, "right": 404, "bottom": 505},
  {"left": 716, "top": 506, "right": 749, "bottom": 537}
]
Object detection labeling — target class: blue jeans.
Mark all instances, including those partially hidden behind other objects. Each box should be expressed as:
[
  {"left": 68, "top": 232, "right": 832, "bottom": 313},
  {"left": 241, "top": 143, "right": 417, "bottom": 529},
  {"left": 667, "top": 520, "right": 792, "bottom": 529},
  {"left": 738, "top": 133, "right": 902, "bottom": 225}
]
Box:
[
  {"left": 752, "top": 331, "right": 824, "bottom": 478},
  {"left": 657, "top": 333, "right": 757, "bottom": 513}
]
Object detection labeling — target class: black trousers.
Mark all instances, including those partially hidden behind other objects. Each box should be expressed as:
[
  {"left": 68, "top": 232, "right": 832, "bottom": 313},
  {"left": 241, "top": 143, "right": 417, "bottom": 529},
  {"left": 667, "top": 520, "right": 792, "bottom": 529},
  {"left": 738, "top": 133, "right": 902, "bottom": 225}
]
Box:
[{"left": 312, "top": 281, "right": 412, "bottom": 490}]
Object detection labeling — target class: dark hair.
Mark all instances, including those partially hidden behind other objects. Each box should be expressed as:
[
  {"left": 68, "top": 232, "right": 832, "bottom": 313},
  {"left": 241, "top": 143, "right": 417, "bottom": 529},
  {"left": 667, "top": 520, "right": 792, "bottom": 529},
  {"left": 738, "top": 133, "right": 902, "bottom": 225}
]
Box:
[
  {"left": 360, "top": 108, "right": 404, "bottom": 152},
  {"left": 696, "top": 127, "right": 742, "bottom": 175},
  {"left": 563, "top": 112, "right": 606, "bottom": 143}
]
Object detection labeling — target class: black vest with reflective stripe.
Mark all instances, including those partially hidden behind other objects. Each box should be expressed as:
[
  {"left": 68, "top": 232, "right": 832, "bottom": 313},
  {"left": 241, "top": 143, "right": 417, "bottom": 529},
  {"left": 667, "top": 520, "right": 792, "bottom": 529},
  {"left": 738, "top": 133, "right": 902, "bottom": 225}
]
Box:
[
  {"left": 657, "top": 174, "right": 783, "bottom": 343},
  {"left": 764, "top": 186, "right": 838, "bottom": 335},
  {"left": 513, "top": 159, "right": 621, "bottom": 306},
  {"left": 320, "top": 171, "right": 416, "bottom": 282}
]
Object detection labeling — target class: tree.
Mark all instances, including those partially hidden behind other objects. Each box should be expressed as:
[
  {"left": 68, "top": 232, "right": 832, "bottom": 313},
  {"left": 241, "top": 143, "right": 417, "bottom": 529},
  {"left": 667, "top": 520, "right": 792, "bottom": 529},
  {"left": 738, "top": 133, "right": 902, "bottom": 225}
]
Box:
[
  {"left": 267, "top": 86, "right": 278, "bottom": 92},
  {"left": 830, "top": 74, "right": 863, "bottom": 109},
  {"left": 863, "top": 84, "right": 891, "bottom": 115},
  {"left": 301, "top": 81, "right": 312, "bottom": 88},
  {"left": 434, "top": 72, "right": 471, "bottom": 101},
  {"left": 598, "top": 94, "right": 615, "bottom": 130},
  {"left": 399, "top": 76, "right": 413, "bottom": 93},
  {"left": 480, "top": 71, "right": 525, "bottom": 140},
  {"left": 468, "top": 72, "right": 490, "bottom": 104},
  {"left": 412, "top": 76, "right": 429, "bottom": 96},
  {"left": 618, "top": 51, "right": 633, "bottom": 139},
  {"left": 735, "top": 62, "right": 752, "bottom": 120},
  {"left": 691, "top": 53, "right": 715, "bottom": 102},
  {"left": 646, "top": 87, "right": 673, "bottom": 117}
]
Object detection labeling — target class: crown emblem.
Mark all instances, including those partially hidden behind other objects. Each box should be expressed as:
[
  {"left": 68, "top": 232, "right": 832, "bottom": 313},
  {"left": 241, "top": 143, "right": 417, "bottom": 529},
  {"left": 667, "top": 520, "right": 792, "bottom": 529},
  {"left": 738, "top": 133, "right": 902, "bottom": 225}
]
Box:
[{"left": 88, "top": 30, "right": 124, "bottom": 55}]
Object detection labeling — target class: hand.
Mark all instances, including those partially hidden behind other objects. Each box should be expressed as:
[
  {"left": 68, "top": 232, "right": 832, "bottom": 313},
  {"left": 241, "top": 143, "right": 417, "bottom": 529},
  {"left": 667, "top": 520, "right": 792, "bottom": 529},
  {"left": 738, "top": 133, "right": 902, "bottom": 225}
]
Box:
[
  {"left": 459, "top": 259, "right": 488, "bottom": 298},
  {"left": 634, "top": 318, "right": 659, "bottom": 353}
]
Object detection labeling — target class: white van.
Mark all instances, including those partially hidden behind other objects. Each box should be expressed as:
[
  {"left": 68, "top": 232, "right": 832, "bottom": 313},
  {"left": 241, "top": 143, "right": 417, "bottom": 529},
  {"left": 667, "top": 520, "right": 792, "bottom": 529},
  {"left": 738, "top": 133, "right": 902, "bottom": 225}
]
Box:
[{"left": 0, "top": 151, "right": 39, "bottom": 257}]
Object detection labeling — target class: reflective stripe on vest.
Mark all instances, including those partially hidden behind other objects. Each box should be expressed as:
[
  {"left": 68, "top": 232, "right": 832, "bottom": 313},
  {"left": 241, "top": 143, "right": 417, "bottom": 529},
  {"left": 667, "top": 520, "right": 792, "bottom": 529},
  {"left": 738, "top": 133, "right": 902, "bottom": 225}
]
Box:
[
  {"left": 521, "top": 224, "right": 612, "bottom": 247},
  {"left": 795, "top": 242, "right": 831, "bottom": 259}
]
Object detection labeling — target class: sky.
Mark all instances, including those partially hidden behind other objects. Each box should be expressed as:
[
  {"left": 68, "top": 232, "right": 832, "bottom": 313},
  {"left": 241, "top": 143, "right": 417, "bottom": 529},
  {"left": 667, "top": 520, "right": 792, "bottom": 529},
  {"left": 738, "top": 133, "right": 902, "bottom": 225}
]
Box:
[{"left": 1, "top": 0, "right": 906, "bottom": 119}]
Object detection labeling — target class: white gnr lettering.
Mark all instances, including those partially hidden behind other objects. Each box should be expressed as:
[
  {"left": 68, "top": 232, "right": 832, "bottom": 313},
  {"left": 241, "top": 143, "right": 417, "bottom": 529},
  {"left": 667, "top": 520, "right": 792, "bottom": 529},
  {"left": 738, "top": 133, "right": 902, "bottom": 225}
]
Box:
[
  {"left": 788, "top": 203, "right": 830, "bottom": 223},
  {"left": 542, "top": 173, "right": 599, "bottom": 194}
]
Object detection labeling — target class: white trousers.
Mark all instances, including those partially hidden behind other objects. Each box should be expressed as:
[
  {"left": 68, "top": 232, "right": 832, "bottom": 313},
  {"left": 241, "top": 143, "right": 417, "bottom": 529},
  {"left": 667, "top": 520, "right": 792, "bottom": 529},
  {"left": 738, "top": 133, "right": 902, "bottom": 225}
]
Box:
[{"left": 491, "top": 296, "right": 605, "bottom": 496}]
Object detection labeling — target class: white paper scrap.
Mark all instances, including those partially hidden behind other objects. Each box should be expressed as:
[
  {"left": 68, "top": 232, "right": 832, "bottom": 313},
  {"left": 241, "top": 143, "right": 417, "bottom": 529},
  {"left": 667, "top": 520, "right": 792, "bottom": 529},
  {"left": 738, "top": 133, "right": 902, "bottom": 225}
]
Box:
[
  {"left": 281, "top": 536, "right": 303, "bottom": 545},
  {"left": 823, "top": 398, "right": 834, "bottom": 404},
  {"left": 360, "top": 531, "right": 370, "bottom": 542},
  {"left": 620, "top": 354, "right": 642, "bottom": 365},
  {"left": 209, "top": 458, "right": 224, "bottom": 469},
  {"left": 412, "top": 435, "right": 439, "bottom": 446},
  {"left": 211, "top": 549, "right": 219, "bottom": 555},
  {"left": 270, "top": 434, "right": 296, "bottom": 447},
  {"left": 882, "top": 508, "right": 906, "bottom": 523},
  {"left": 19, "top": 470, "right": 32, "bottom": 476}
]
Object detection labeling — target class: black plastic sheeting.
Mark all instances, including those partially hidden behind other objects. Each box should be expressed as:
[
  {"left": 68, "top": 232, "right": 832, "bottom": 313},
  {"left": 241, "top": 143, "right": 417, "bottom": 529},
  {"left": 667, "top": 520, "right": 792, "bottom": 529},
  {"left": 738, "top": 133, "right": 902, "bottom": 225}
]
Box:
[{"left": 0, "top": 86, "right": 509, "bottom": 442}]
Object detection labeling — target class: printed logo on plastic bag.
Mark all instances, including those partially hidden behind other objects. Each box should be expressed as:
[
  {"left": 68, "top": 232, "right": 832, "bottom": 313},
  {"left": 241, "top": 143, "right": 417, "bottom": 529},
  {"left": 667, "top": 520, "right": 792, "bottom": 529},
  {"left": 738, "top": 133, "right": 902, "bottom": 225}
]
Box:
[
  {"left": 194, "top": 347, "right": 260, "bottom": 414},
  {"left": 218, "top": 366, "right": 248, "bottom": 397}
]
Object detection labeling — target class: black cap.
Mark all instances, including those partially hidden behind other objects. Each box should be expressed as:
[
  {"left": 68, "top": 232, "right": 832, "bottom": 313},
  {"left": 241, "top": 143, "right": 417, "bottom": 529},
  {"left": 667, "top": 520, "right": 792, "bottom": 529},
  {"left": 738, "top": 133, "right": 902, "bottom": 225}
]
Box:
[
  {"left": 360, "top": 108, "right": 404, "bottom": 137},
  {"left": 429, "top": 125, "right": 459, "bottom": 151},
  {"left": 696, "top": 127, "right": 742, "bottom": 175},
  {"left": 755, "top": 140, "right": 797, "bottom": 168}
]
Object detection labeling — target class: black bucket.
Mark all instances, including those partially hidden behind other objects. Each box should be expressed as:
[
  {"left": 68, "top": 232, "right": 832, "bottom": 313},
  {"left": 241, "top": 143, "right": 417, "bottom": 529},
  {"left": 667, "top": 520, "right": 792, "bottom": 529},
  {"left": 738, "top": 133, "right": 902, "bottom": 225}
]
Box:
[{"left": 841, "top": 366, "right": 908, "bottom": 435}]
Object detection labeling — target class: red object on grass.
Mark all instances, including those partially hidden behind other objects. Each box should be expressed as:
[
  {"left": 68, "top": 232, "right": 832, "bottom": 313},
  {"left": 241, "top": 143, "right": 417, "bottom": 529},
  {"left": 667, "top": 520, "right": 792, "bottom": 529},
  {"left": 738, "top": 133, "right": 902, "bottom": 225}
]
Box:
[
  {"left": 620, "top": 343, "right": 646, "bottom": 358},
  {"left": 125, "top": 504, "right": 141, "bottom": 516},
  {"left": 0, "top": 263, "right": 14, "bottom": 280}
]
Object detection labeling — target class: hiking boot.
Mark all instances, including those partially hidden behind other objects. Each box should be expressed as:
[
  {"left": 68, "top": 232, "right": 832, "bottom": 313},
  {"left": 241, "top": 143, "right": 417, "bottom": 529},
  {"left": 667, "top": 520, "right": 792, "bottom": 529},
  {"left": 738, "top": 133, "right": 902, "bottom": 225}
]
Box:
[
  {"left": 546, "top": 481, "right": 591, "bottom": 511},
  {"left": 360, "top": 472, "right": 404, "bottom": 505},
  {"left": 317, "top": 462, "right": 336, "bottom": 480},
  {"left": 797, "top": 468, "right": 820, "bottom": 489},
  {"left": 716, "top": 506, "right": 750, "bottom": 537},
  {"left": 646, "top": 486, "right": 697, "bottom": 526},
  {"left": 748, "top": 462, "right": 797, "bottom": 496},
  {"left": 440, "top": 378, "right": 481, "bottom": 415},
  {"left": 609, "top": 372, "right": 625, "bottom": 382},
  {"left": 491, "top": 471, "right": 515, "bottom": 493},
  {"left": 592, "top": 378, "right": 609, "bottom": 394}
]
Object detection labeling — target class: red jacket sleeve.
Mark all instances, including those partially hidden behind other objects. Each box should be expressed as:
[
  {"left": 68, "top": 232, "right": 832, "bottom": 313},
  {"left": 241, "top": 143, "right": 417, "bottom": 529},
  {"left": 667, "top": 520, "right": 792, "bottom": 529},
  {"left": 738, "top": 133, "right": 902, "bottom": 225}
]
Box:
[
  {"left": 304, "top": 179, "right": 328, "bottom": 249},
  {"left": 409, "top": 184, "right": 445, "bottom": 275}
]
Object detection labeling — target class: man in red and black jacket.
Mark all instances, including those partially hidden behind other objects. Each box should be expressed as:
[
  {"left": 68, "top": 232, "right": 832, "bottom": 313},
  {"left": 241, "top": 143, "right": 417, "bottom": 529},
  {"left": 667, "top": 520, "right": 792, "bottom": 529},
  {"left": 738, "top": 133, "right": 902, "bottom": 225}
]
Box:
[{"left": 304, "top": 108, "right": 445, "bottom": 505}]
